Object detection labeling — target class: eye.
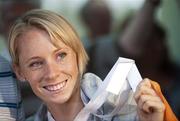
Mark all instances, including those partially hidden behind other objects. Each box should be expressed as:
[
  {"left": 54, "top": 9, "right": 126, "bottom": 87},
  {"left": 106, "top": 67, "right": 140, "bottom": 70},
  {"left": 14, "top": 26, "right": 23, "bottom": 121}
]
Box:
[
  {"left": 29, "top": 61, "right": 44, "bottom": 69},
  {"left": 57, "top": 52, "right": 67, "bottom": 61}
]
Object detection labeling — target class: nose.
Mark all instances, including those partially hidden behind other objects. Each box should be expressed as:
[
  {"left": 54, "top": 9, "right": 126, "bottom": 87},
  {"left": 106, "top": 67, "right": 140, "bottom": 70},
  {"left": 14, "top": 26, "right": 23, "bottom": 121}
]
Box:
[{"left": 44, "top": 61, "right": 60, "bottom": 80}]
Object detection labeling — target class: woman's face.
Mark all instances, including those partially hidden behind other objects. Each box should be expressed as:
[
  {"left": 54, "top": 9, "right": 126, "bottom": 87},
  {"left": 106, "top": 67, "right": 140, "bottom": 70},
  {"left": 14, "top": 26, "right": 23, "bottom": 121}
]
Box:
[{"left": 15, "top": 27, "right": 80, "bottom": 105}]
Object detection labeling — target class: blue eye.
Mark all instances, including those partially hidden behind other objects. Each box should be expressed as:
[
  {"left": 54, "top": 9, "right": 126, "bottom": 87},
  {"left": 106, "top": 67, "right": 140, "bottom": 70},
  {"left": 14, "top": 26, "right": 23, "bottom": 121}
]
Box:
[{"left": 57, "top": 52, "right": 67, "bottom": 61}]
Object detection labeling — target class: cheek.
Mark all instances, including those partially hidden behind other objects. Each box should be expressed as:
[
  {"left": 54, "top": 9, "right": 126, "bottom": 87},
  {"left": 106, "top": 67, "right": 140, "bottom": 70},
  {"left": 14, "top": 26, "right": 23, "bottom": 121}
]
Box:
[
  {"left": 63, "top": 55, "right": 79, "bottom": 77},
  {"left": 69, "top": 61, "right": 79, "bottom": 77},
  {"left": 23, "top": 70, "right": 43, "bottom": 86}
]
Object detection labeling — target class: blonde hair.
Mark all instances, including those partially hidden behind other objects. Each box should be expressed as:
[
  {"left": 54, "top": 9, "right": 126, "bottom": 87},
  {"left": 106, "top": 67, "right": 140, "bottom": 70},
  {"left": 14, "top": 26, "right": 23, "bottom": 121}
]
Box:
[{"left": 8, "top": 9, "right": 89, "bottom": 76}]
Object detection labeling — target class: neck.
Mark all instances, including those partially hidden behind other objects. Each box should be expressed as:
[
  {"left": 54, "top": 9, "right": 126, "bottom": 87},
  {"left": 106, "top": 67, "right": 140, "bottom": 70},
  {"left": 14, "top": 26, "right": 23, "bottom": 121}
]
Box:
[{"left": 47, "top": 89, "right": 84, "bottom": 121}]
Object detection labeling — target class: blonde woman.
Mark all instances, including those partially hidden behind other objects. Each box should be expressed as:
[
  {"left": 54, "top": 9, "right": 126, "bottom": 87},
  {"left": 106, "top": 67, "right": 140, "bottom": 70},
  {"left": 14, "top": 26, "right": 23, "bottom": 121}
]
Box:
[{"left": 8, "top": 9, "right": 166, "bottom": 121}]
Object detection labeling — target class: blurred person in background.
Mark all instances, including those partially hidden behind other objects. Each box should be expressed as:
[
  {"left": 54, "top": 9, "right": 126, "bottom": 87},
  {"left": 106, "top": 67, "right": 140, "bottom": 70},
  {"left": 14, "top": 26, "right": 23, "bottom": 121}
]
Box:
[
  {"left": 80, "top": 0, "right": 113, "bottom": 73},
  {"left": 80, "top": 0, "right": 161, "bottom": 79},
  {"left": 0, "top": 0, "right": 41, "bottom": 118},
  {"left": 136, "top": 23, "right": 180, "bottom": 119}
]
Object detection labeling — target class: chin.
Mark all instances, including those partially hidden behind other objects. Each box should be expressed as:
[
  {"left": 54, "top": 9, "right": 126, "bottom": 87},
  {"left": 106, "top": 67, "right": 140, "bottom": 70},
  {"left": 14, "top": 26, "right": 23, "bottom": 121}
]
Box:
[{"left": 53, "top": 95, "right": 70, "bottom": 104}]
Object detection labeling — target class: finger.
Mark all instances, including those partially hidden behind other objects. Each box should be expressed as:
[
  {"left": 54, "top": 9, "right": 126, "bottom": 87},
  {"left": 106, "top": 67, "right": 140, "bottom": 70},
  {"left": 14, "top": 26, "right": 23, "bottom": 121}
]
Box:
[
  {"left": 137, "top": 95, "right": 162, "bottom": 112},
  {"left": 142, "top": 99, "right": 165, "bottom": 113},
  {"left": 134, "top": 85, "right": 157, "bottom": 101},
  {"left": 138, "top": 78, "right": 152, "bottom": 88},
  {"left": 134, "top": 80, "right": 157, "bottom": 102},
  {"left": 135, "top": 78, "right": 152, "bottom": 95}
]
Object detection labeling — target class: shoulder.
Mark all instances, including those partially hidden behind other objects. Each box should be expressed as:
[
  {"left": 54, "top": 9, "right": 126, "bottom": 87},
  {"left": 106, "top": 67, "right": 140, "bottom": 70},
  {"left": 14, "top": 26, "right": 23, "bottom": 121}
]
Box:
[
  {"left": 81, "top": 73, "right": 102, "bottom": 99},
  {"left": 95, "top": 35, "right": 115, "bottom": 51},
  {"left": 26, "top": 116, "right": 35, "bottom": 121},
  {"left": 26, "top": 104, "right": 48, "bottom": 121}
]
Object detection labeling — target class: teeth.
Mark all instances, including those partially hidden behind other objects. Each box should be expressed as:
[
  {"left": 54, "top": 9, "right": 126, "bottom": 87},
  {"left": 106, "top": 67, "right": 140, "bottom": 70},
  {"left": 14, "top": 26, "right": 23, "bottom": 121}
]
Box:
[{"left": 45, "top": 81, "right": 66, "bottom": 92}]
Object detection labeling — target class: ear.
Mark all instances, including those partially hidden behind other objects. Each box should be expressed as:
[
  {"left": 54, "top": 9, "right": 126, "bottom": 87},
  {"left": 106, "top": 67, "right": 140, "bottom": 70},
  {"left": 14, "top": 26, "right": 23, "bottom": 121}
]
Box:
[{"left": 12, "top": 64, "right": 26, "bottom": 82}]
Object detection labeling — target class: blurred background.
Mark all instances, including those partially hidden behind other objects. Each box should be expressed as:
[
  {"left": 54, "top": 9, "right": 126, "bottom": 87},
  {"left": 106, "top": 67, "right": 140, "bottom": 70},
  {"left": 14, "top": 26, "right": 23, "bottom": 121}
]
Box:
[{"left": 0, "top": 0, "right": 179, "bottom": 119}]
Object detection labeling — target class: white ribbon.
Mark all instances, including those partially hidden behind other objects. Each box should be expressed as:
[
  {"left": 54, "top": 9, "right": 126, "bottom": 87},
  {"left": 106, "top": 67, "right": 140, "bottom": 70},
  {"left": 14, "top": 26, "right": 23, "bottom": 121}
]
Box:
[{"left": 74, "top": 57, "right": 142, "bottom": 121}]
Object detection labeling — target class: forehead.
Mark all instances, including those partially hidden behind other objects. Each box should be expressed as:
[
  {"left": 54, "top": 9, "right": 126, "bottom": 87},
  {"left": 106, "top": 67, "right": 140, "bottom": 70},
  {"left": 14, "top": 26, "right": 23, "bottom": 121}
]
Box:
[{"left": 17, "top": 27, "right": 68, "bottom": 53}]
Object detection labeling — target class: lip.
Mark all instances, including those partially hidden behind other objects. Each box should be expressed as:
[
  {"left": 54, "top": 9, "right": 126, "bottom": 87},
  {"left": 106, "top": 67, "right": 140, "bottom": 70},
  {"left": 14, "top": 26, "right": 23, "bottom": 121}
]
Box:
[{"left": 43, "top": 80, "right": 68, "bottom": 93}]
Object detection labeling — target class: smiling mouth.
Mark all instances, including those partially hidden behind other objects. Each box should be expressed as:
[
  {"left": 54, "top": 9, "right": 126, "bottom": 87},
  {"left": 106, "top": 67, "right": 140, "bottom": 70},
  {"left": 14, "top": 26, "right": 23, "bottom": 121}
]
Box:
[{"left": 43, "top": 80, "right": 67, "bottom": 92}]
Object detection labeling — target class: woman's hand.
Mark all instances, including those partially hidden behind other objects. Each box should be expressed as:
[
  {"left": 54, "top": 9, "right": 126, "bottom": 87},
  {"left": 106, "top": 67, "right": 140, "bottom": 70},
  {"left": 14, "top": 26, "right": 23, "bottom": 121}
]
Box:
[{"left": 134, "top": 78, "right": 165, "bottom": 121}]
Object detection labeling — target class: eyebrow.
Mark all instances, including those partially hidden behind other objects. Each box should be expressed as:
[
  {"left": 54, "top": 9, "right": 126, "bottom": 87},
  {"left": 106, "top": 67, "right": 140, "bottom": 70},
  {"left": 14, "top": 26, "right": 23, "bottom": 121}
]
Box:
[
  {"left": 53, "top": 47, "right": 69, "bottom": 54},
  {"left": 53, "top": 48, "right": 61, "bottom": 54},
  {"left": 25, "top": 48, "right": 63, "bottom": 64},
  {"left": 25, "top": 57, "right": 42, "bottom": 64}
]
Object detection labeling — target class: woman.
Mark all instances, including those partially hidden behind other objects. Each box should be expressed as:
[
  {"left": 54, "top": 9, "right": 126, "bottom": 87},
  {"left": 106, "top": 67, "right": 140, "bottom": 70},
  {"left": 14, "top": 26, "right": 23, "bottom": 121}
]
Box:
[{"left": 8, "top": 9, "right": 165, "bottom": 121}]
